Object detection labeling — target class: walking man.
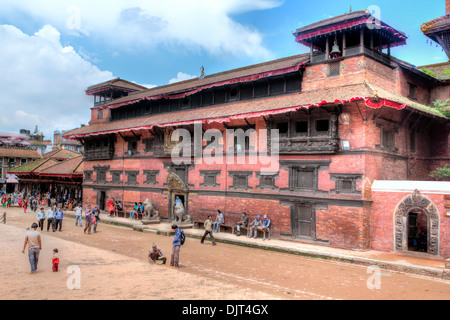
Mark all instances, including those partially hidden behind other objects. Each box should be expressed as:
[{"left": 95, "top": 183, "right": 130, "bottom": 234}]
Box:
[
  {"left": 201, "top": 215, "right": 216, "bottom": 246},
  {"left": 54, "top": 206, "right": 64, "bottom": 232},
  {"left": 92, "top": 205, "right": 100, "bottom": 233},
  {"left": 170, "top": 224, "right": 182, "bottom": 268},
  {"left": 36, "top": 208, "right": 46, "bottom": 231},
  {"left": 46, "top": 205, "right": 56, "bottom": 232},
  {"left": 75, "top": 204, "right": 83, "bottom": 227},
  {"left": 84, "top": 208, "right": 93, "bottom": 235},
  {"left": 22, "top": 223, "right": 42, "bottom": 274}
]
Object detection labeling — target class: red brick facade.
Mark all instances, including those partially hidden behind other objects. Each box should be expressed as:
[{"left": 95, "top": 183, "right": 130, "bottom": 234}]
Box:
[{"left": 66, "top": 10, "right": 449, "bottom": 259}]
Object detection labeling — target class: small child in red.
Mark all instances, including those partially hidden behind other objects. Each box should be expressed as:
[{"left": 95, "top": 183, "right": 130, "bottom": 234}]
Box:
[{"left": 52, "top": 248, "right": 59, "bottom": 272}]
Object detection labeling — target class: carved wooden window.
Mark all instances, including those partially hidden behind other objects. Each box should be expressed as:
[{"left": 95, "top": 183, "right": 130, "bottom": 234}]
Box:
[
  {"left": 200, "top": 170, "right": 221, "bottom": 187},
  {"left": 97, "top": 109, "right": 103, "bottom": 120},
  {"left": 127, "top": 139, "right": 138, "bottom": 156},
  {"left": 276, "top": 122, "right": 289, "bottom": 138},
  {"left": 228, "top": 86, "right": 239, "bottom": 102},
  {"left": 292, "top": 168, "right": 315, "bottom": 190},
  {"left": 229, "top": 171, "right": 253, "bottom": 190},
  {"left": 125, "top": 171, "right": 139, "bottom": 186},
  {"left": 315, "top": 119, "right": 330, "bottom": 135},
  {"left": 328, "top": 62, "right": 340, "bottom": 77},
  {"left": 94, "top": 166, "right": 109, "bottom": 184},
  {"left": 294, "top": 121, "right": 308, "bottom": 136},
  {"left": 143, "top": 170, "right": 159, "bottom": 185},
  {"left": 84, "top": 171, "right": 93, "bottom": 182},
  {"left": 256, "top": 172, "right": 279, "bottom": 190},
  {"left": 330, "top": 173, "right": 362, "bottom": 194},
  {"left": 143, "top": 138, "right": 153, "bottom": 153},
  {"left": 110, "top": 171, "right": 122, "bottom": 184}
]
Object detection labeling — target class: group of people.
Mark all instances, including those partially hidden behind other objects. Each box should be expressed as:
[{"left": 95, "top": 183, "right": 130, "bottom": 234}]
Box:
[
  {"left": 35, "top": 205, "right": 65, "bottom": 232},
  {"left": 106, "top": 199, "right": 123, "bottom": 217},
  {"left": 74, "top": 204, "right": 101, "bottom": 235}
]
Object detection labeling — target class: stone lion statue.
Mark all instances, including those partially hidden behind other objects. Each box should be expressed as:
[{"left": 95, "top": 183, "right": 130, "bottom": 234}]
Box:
[
  {"left": 174, "top": 200, "right": 192, "bottom": 224},
  {"left": 143, "top": 198, "right": 159, "bottom": 219}
]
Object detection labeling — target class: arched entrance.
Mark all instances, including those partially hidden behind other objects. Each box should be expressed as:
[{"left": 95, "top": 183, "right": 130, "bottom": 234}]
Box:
[
  {"left": 407, "top": 210, "right": 428, "bottom": 252},
  {"left": 394, "top": 190, "right": 440, "bottom": 255}
]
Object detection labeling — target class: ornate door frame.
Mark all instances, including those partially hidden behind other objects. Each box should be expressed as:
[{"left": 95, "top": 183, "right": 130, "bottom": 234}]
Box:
[
  {"left": 393, "top": 190, "right": 440, "bottom": 256},
  {"left": 166, "top": 171, "right": 188, "bottom": 220}
]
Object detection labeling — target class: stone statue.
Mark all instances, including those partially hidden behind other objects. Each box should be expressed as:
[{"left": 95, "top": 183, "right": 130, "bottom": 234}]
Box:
[
  {"left": 173, "top": 198, "right": 192, "bottom": 224},
  {"left": 143, "top": 198, "right": 159, "bottom": 220}
]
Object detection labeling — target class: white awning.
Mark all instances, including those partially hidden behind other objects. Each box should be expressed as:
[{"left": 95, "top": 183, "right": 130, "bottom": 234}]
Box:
[{"left": 371, "top": 180, "right": 450, "bottom": 194}]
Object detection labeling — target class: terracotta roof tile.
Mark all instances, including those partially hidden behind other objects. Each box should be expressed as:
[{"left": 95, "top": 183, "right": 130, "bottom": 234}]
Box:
[
  {"left": 0, "top": 148, "right": 42, "bottom": 159},
  {"left": 39, "top": 156, "right": 83, "bottom": 176}
]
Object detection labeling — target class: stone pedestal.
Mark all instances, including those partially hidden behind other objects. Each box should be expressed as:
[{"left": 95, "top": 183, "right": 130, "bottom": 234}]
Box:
[{"left": 141, "top": 217, "right": 161, "bottom": 225}]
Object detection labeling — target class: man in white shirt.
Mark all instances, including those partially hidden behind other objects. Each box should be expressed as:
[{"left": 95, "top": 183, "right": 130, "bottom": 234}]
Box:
[
  {"left": 75, "top": 204, "right": 83, "bottom": 227},
  {"left": 46, "top": 206, "right": 56, "bottom": 232}
]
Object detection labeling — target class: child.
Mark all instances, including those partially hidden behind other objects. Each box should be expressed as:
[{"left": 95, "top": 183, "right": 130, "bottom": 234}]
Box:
[{"left": 52, "top": 248, "right": 59, "bottom": 272}]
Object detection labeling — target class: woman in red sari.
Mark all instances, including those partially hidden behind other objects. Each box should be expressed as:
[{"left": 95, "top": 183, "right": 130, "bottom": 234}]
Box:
[{"left": 107, "top": 199, "right": 116, "bottom": 217}]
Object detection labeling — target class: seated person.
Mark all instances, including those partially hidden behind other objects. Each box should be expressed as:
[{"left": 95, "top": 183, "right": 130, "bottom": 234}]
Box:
[
  {"left": 257, "top": 215, "right": 271, "bottom": 239},
  {"left": 148, "top": 243, "right": 166, "bottom": 265},
  {"left": 129, "top": 202, "right": 138, "bottom": 220},
  {"left": 213, "top": 210, "right": 224, "bottom": 232},
  {"left": 235, "top": 212, "right": 248, "bottom": 236},
  {"left": 248, "top": 215, "right": 262, "bottom": 238},
  {"left": 136, "top": 202, "right": 144, "bottom": 219}
]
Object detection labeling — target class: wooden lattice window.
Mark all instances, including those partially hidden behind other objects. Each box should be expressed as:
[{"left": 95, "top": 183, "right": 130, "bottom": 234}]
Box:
[{"left": 328, "top": 62, "right": 340, "bottom": 77}]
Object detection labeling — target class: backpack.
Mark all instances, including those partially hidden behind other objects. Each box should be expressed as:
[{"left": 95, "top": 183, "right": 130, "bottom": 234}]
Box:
[{"left": 180, "top": 230, "right": 186, "bottom": 245}]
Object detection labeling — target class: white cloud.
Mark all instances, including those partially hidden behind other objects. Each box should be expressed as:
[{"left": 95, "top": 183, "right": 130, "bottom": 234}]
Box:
[
  {"left": 0, "top": 24, "right": 113, "bottom": 139},
  {"left": 1, "top": 0, "right": 282, "bottom": 59},
  {"left": 168, "top": 72, "right": 198, "bottom": 84}
]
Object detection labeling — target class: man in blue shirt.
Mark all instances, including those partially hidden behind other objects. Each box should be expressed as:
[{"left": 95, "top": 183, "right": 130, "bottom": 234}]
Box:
[
  {"left": 92, "top": 205, "right": 100, "bottom": 233},
  {"left": 258, "top": 215, "right": 271, "bottom": 240},
  {"left": 54, "top": 207, "right": 64, "bottom": 232},
  {"left": 170, "top": 224, "right": 182, "bottom": 268}
]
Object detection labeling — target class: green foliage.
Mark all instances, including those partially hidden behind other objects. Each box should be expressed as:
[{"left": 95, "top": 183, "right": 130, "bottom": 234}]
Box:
[
  {"left": 429, "top": 165, "right": 450, "bottom": 181},
  {"left": 420, "top": 68, "right": 437, "bottom": 78},
  {"left": 432, "top": 99, "right": 450, "bottom": 117},
  {"left": 443, "top": 69, "right": 450, "bottom": 76}
]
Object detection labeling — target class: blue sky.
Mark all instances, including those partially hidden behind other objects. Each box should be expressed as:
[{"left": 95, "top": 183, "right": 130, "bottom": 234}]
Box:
[{"left": 0, "top": 0, "right": 447, "bottom": 140}]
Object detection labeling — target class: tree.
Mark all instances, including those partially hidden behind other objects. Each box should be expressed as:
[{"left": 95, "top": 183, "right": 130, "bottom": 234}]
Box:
[{"left": 429, "top": 165, "right": 450, "bottom": 181}]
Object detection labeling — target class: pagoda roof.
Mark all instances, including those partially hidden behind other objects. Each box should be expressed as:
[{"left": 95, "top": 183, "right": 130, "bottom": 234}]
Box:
[
  {"left": 421, "top": 14, "right": 450, "bottom": 36},
  {"left": 294, "top": 9, "right": 407, "bottom": 48},
  {"left": 86, "top": 78, "right": 148, "bottom": 96},
  {"left": 63, "top": 81, "right": 447, "bottom": 139},
  {"left": 92, "top": 54, "right": 310, "bottom": 111}
]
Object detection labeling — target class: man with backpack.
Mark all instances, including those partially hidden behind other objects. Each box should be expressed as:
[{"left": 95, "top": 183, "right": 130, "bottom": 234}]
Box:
[{"left": 170, "top": 224, "right": 185, "bottom": 268}]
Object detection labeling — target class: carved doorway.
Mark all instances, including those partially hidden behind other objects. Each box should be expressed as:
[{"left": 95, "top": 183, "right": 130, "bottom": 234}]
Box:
[
  {"left": 166, "top": 171, "right": 188, "bottom": 221},
  {"left": 394, "top": 190, "right": 439, "bottom": 256}
]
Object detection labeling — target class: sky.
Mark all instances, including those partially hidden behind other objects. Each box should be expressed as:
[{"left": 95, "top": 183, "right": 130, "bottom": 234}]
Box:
[{"left": 0, "top": 0, "right": 447, "bottom": 141}]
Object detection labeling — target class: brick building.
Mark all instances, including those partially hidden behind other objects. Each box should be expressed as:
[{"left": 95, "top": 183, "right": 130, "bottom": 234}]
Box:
[{"left": 64, "top": 9, "right": 450, "bottom": 257}]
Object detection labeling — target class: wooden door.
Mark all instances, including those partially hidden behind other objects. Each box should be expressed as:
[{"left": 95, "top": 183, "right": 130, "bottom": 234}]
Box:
[{"left": 292, "top": 205, "right": 315, "bottom": 239}]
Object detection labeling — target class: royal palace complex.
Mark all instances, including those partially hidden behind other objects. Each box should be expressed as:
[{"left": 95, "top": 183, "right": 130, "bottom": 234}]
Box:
[{"left": 63, "top": 8, "right": 450, "bottom": 258}]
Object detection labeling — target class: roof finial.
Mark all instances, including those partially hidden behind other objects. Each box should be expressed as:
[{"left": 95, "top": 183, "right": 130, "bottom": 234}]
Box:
[{"left": 349, "top": 5, "right": 352, "bottom": 13}]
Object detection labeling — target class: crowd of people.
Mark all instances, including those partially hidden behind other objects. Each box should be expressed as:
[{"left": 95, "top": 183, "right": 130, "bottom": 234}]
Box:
[{"left": 5, "top": 189, "right": 274, "bottom": 274}]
